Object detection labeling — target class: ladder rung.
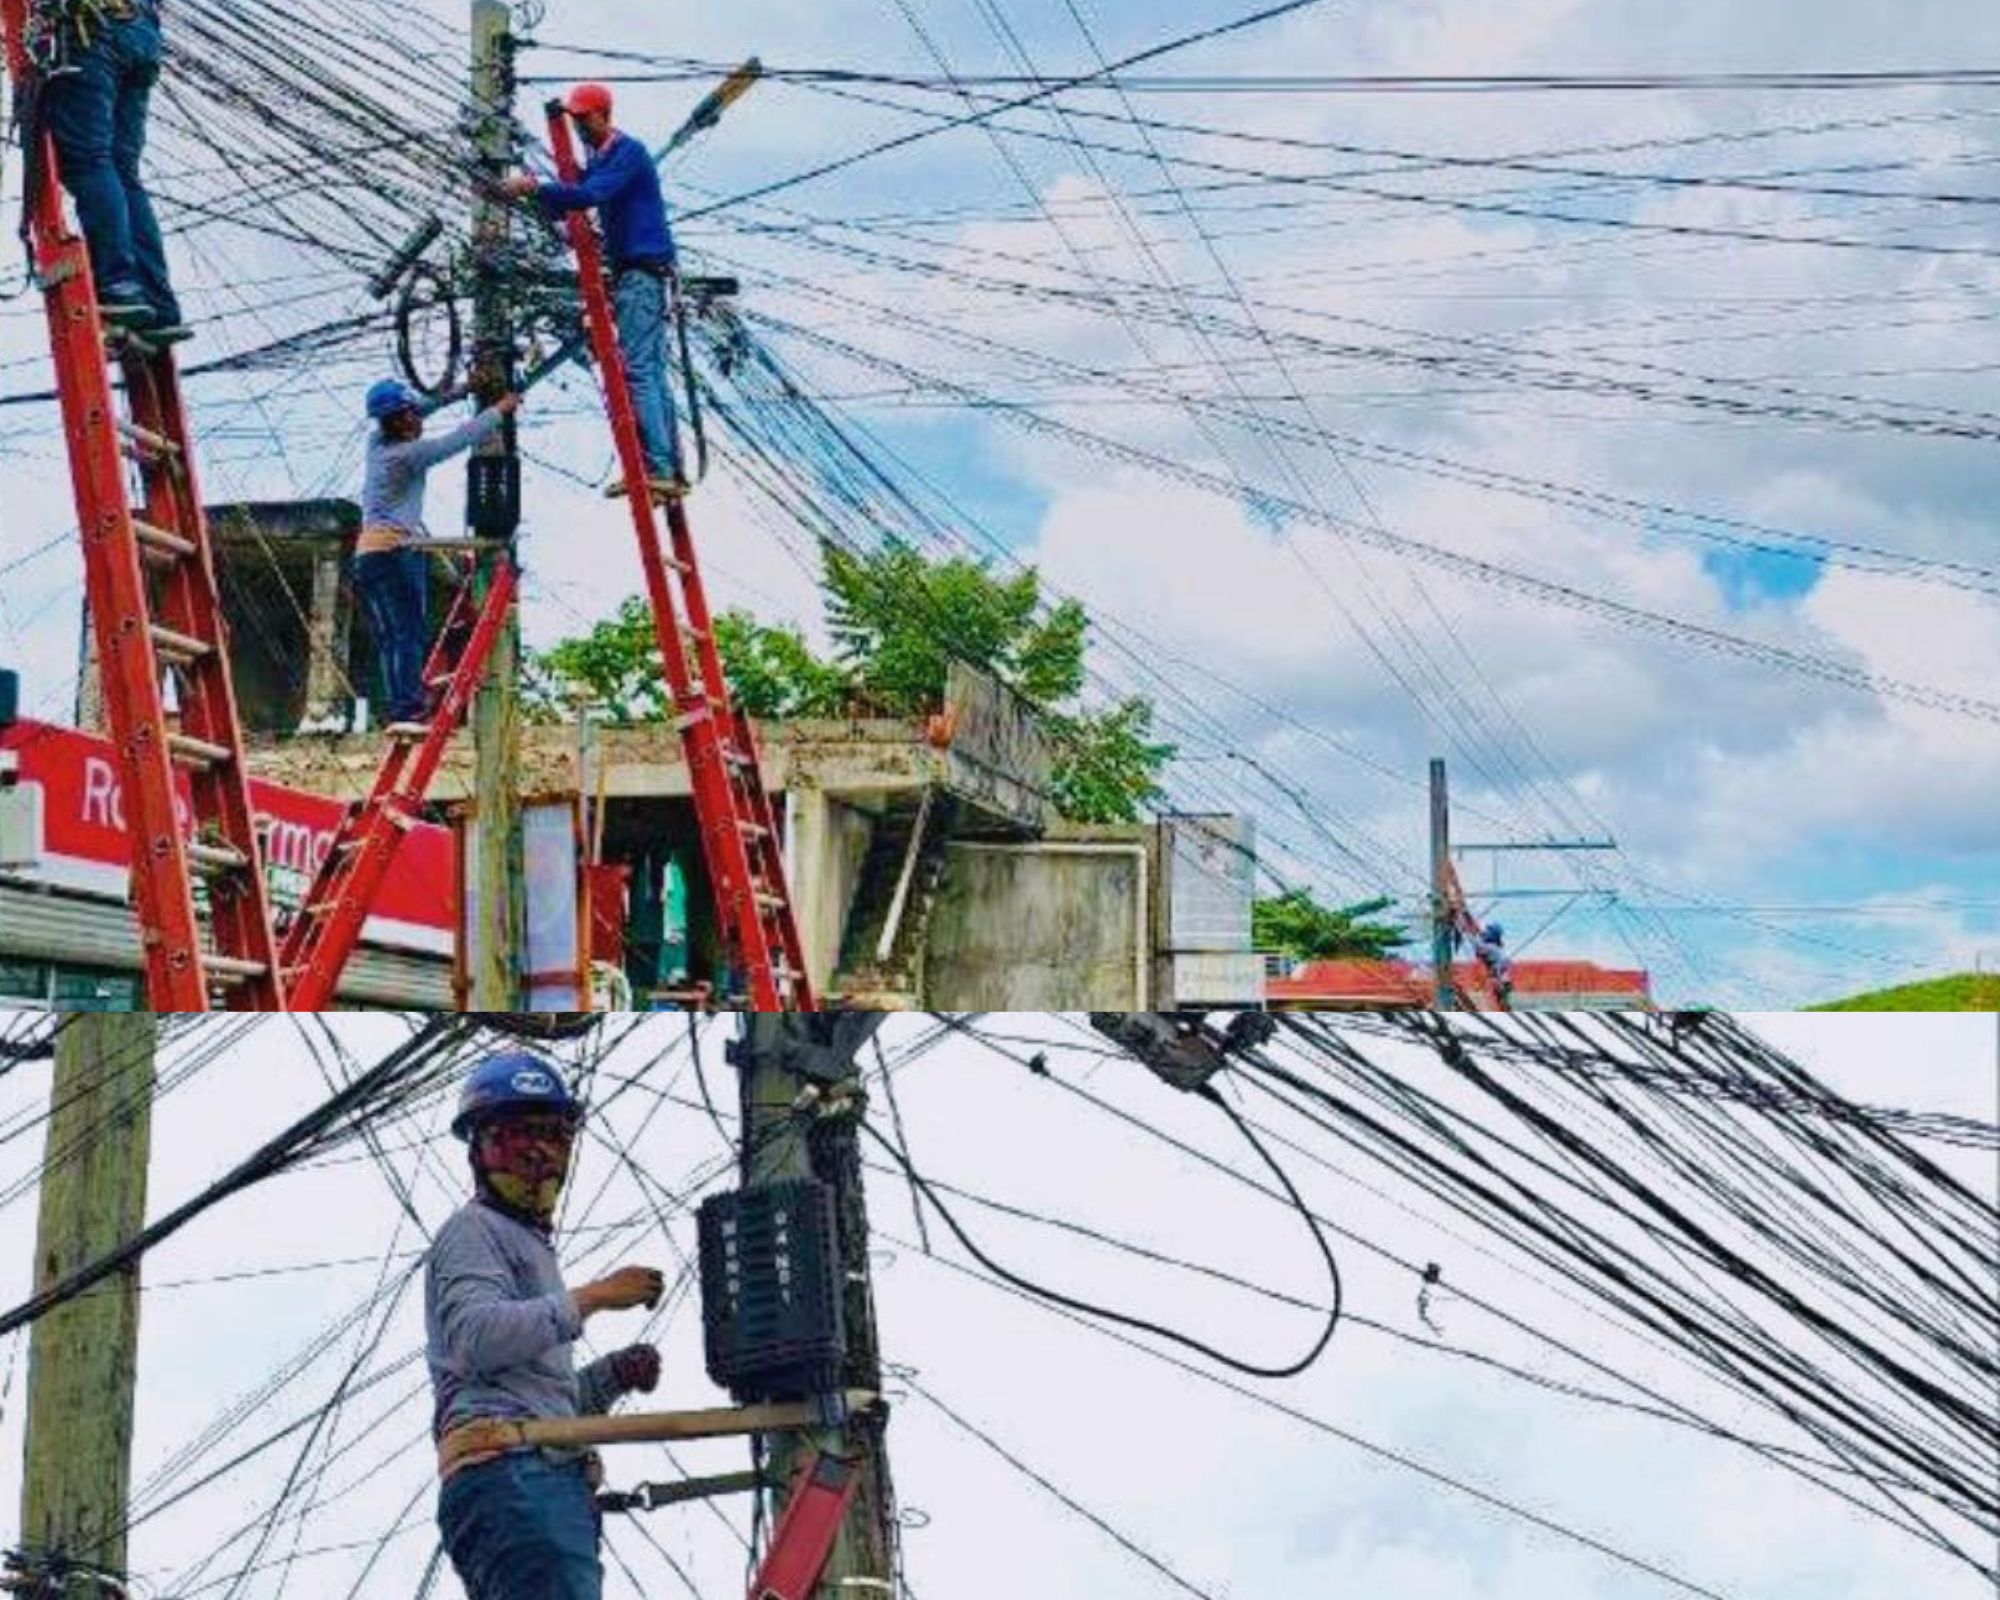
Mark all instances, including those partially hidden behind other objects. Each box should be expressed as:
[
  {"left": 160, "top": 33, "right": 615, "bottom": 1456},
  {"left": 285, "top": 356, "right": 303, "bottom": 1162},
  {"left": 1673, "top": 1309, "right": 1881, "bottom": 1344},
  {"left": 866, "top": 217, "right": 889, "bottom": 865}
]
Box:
[
  {"left": 167, "top": 732, "right": 232, "bottom": 767},
  {"left": 202, "top": 954, "right": 269, "bottom": 982},
  {"left": 132, "top": 517, "right": 196, "bottom": 559},
  {"left": 737, "top": 820, "right": 771, "bottom": 839},
  {"left": 186, "top": 840, "right": 249, "bottom": 873},
  {"left": 149, "top": 623, "right": 212, "bottom": 662},
  {"left": 384, "top": 722, "right": 432, "bottom": 741},
  {"left": 116, "top": 419, "right": 180, "bottom": 460}
]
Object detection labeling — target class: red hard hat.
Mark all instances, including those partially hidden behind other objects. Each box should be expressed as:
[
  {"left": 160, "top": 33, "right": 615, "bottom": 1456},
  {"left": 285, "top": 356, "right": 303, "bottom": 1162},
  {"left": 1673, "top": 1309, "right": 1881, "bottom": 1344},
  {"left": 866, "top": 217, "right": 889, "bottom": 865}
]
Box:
[{"left": 565, "top": 82, "right": 614, "bottom": 119}]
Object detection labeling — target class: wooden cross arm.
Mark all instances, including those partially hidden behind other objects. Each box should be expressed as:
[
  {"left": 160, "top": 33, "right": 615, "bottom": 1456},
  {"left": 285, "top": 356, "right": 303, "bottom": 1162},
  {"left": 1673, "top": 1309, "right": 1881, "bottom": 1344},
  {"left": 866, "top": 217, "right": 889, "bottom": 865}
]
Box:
[{"left": 438, "top": 1391, "right": 880, "bottom": 1477}]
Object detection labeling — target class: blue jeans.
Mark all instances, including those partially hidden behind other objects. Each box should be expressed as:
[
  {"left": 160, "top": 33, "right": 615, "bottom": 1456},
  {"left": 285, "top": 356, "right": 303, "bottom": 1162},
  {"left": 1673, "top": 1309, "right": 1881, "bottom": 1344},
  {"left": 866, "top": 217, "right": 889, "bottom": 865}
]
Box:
[
  {"left": 440, "top": 1454, "right": 602, "bottom": 1600},
  {"left": 613, "top": 270, "right": 684, "bottom": 481},
  {"left": 352, "top": 547, "right": 430, "bottom": 724},
  {"left": 42, "top": 2, "right": 180, "bottom": 322}
]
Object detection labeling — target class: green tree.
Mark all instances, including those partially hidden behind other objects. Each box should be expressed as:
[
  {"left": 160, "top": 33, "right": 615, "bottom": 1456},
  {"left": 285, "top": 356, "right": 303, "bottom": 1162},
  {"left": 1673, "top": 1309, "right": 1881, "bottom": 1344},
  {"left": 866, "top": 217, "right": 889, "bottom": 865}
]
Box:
[
  {"left": 821, "top": 539, "right": 1088, "bottom": 711},
  {"left": 1044, "top": 699, "right": 1174, "bottom": 825},
  {"left": 1252, "top": 890, "right": 1409, "bottom": 961},
  {"left": 529, "top": 539, "right": 1174, "bottom": 825},
  {"left": 527, "top": 601, "right": 846, "bottom": 723}
]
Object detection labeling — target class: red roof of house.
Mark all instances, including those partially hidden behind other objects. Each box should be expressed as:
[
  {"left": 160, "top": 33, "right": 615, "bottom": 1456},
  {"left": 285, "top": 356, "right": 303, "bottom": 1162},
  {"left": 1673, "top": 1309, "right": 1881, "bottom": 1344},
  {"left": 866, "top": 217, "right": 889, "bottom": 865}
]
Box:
[{"left": 1268, "top": 957, "right": 1651, "bottom": 1008}]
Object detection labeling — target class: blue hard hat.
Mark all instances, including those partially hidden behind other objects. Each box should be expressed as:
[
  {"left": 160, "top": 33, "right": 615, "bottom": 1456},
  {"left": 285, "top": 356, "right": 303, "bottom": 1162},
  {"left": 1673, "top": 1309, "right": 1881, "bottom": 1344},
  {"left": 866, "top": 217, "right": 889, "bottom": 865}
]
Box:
[
  {"left": 365, "top": 378, "right": 422, "bottom": 421},
  {"left": 451, "top": 1049, "right": 584, "bottom": 1139},
  {"left": 1484, "top": 922, "right": 1505, "bottom": 942}
]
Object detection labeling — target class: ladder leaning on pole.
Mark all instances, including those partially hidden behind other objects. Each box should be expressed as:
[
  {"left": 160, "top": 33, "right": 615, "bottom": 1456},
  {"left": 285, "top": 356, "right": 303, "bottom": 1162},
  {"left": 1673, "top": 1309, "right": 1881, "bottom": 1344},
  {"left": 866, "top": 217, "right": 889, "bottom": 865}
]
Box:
[
  {"left": 541, "top": 99, "right": 813, "bottom": 1011},
  {"left": 279, "top": 556, "right": 517, "bottom": 1009},
  {"left": 3, "top": 2, "right": 284, "bottom": 1010}
]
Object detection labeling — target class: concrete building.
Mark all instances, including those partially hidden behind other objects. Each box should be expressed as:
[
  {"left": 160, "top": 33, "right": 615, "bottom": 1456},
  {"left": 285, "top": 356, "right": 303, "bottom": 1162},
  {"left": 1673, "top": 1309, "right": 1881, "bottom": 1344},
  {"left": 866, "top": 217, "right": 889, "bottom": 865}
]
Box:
[
  {"left": 244, "top": 706, "right": 1262, "bottom": 1012},
  {"left": 27, "top": 497, "right": 1266, "bottom": 1012}
]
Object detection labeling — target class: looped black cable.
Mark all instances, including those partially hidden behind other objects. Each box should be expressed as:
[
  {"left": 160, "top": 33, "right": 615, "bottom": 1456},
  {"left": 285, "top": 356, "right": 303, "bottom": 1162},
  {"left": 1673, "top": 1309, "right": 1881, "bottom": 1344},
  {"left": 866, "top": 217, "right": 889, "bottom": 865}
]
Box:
[{"left": 860, "top": 1091, "right": 1342, "bottom": 1380}]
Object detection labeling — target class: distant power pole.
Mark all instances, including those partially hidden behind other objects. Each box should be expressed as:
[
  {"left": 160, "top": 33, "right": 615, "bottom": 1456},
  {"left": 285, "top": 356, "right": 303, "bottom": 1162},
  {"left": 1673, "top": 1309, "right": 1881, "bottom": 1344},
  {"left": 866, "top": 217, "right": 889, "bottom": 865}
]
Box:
[
  {"left": 467, "top": 0, "right": 524, "bottom": 1008},
  {"left": 733, "top": 1016, "right": 899, "bottom": 1598},
  {"left": 16, "top": 1014, "right": 157, "bottom": 1587},
  {"left": 1430, "top": 757, "right": 1456, "bottom": 1010}
]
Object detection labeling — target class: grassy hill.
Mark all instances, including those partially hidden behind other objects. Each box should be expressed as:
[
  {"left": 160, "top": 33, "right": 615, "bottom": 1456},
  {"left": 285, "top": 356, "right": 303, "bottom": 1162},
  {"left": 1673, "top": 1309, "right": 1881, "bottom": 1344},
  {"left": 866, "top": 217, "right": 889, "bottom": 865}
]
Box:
[{"left": 1812, "top": 974, "right": 2000, "bottom": 1011}]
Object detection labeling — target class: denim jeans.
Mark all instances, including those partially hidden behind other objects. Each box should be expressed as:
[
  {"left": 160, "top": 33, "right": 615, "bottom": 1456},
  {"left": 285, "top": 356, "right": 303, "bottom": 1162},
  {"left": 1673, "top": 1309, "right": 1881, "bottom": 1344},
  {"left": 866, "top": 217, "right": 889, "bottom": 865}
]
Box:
[
  {"left": 42, "top": 2, "right": 179, "bottom": 322},
  {"left": 352, "top": 547, "right": 430, "bottom": 724},
  {"left": 612, "top": 270, "right": 684, "bottom": 481},
  {"left": 440, "top": 1454, "right": 603, "bottom": 1600}
]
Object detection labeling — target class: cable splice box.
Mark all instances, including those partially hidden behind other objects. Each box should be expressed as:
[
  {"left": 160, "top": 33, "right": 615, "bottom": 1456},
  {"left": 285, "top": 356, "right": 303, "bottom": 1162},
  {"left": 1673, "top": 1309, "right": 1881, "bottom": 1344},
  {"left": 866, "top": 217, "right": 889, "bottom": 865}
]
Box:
[{"left": 698, "top": 1179, "right": 845, "bottom": 1401}]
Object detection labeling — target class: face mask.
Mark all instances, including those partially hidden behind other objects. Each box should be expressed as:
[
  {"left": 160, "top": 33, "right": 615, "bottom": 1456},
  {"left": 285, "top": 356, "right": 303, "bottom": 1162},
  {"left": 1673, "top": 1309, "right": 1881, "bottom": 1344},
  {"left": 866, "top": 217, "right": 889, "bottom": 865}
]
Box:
[{"left": 475, "top": 1117, "right": 575, "bottom": 1223}]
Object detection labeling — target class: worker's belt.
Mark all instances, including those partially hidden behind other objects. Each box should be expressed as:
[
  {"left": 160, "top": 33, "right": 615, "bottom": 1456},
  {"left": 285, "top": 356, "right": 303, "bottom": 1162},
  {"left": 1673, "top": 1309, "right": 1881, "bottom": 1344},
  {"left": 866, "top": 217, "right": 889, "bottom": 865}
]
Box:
[
  {"left": 610, "top": 259, "right": 673, "bottom": 281},
  {"left": 354, "top": 523, "right": 411, "bottom": 556},
  {"left": 437, "top": 1418, "right": 604, "bottom": 1483}
]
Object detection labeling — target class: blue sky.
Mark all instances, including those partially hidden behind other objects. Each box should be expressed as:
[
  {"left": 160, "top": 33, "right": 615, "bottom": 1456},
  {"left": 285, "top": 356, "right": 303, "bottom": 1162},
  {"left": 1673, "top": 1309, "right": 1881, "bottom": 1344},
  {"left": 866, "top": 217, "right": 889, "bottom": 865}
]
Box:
[{"left": 4, "top": 0, "right": 2000, "bottom": 1003}]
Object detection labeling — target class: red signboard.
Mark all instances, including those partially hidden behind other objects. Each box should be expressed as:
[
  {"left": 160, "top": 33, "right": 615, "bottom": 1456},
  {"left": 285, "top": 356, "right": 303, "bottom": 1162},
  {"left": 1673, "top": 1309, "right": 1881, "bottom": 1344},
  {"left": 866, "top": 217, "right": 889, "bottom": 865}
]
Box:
[{"left": 1, "top": 719, "right": 454, "bottom": 952}]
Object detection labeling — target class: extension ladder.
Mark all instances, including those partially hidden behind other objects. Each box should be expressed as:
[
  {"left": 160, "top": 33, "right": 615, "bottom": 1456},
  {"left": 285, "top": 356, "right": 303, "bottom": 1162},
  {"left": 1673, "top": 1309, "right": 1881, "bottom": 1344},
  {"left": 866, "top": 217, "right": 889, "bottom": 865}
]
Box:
[
  {"left": 1442, "top": 860, "right": 1511, "bottom": 1012},
  {"left": 3, "top": 4, "right": 284, "bottom": 1010},
  {"left": 543, "top": 102, "right": 813, "bottom": 1011},
  {"left": 279, "top": 557, "right": 517, "bottom": 1009}
]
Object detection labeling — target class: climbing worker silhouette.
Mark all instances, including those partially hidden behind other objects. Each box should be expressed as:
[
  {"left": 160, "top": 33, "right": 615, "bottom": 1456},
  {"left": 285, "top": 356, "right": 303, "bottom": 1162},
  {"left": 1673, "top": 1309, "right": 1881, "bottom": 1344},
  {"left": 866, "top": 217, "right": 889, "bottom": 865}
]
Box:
[
  {"left": 1474, "top": 921, "right": 1515, "bottom": 1004},
  {"left": 502, "top": 82, "right": 688, "bottom": 503},
  {"left": 31, "top": 0, "right": 187, "bottom": 340},
  {"left": 354, "top": 378, "right": 518, "bottom": 731},
  {"left": 428, "top": 1050, "right": 666, "bottom": 1600}
]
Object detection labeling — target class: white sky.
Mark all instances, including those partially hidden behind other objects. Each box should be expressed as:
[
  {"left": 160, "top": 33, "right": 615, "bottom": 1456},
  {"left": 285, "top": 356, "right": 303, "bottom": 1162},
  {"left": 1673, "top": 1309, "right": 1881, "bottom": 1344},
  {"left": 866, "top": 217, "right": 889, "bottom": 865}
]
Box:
[{"left": 0, "top": 1011, "right": 1991, "bottom": 1600}]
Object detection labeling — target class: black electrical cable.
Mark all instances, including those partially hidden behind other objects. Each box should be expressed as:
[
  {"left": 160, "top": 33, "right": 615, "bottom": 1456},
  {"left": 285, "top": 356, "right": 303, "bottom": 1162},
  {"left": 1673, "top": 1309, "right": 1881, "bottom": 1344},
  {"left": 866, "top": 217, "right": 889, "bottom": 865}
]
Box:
[
  {"left": 0, "top": 1019, "right": 467, "bottom": 1340},
  {"left": 857, "top": 1100, "right": 1342, "bottom": 1380}
]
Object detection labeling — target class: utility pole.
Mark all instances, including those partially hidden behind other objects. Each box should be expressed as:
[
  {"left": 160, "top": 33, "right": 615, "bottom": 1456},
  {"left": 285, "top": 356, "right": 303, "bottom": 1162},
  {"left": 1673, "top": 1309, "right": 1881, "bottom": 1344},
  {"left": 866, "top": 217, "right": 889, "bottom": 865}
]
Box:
[
  {"left": 15, "top": 1014, "right": 156, "bottom": 1588},
  {"left": 1430, "top": 757, "right": 1456, "bottom": 1010},
  {"left": 467, "top": 0, "right": 524, "bottom": 1008},
  {"left": 733, "top": 1016, "right": 899, "bottom": 1598}
]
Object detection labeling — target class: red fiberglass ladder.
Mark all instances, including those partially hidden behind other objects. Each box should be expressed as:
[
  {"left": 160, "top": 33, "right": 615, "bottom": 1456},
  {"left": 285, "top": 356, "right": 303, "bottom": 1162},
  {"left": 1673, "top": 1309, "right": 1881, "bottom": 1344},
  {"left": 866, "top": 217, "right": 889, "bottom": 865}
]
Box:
[
  {"left": 749, "top": 1452, "right": 858, "bottom": 1600},
  {"left": 4, "top": 4, "right": 283, "bottom": 1010},
  {"left": 1442, "top": 859, "right": 1511, "bottom": 1012},
  {"left": 543, "top": 101, "right": 813, "bottom": 1011},
  {"left": 278, "top": 558, "right": 517, "bottom": 1009}
]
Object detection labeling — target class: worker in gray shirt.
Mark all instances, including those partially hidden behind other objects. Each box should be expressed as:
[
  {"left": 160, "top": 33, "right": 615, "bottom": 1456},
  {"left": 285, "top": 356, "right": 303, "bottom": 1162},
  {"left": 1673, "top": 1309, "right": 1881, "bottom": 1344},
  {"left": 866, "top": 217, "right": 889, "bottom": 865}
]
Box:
[
  {"left": 428, "top": 1048, "right": 664, "bottom": 1600},
  {"left": 354, "top": 377, "right": 519, "bottom": 729}
]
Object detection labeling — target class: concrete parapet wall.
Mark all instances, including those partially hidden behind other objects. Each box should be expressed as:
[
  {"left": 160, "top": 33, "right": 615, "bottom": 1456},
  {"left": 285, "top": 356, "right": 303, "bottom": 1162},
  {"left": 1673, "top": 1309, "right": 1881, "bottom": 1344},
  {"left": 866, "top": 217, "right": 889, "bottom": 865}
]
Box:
[{"left": 923, "top": 835, "right": 1149, "bottom": 1009}]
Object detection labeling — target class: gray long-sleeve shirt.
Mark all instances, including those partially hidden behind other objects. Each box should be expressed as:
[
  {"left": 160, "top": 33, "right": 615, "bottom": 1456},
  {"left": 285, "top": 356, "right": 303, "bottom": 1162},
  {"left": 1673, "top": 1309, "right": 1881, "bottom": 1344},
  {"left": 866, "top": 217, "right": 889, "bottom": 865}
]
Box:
[
  {"left": 425, "top": 1198, "right": 620, "bottom": 1442},
  {"left": 361, "top": 407, "right": 504, "bottom": 540}
]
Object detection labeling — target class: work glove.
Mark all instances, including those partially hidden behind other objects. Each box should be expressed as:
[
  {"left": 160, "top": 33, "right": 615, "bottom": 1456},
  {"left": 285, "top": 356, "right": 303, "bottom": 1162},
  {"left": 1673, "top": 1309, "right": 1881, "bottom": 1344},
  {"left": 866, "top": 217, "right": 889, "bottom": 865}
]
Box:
[{"left": 610, "top": 1343, "right": 662, "bottom": 1395}]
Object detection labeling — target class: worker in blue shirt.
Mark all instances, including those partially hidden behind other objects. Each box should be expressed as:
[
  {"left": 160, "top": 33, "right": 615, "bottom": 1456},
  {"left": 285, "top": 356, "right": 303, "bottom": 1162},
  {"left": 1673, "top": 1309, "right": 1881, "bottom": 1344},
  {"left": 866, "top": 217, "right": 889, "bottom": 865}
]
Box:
[
  {"left": 356, "top": 378, "right": 519, "bottom": 730},
  {"left": 505, "top": 83, "right": 686, "bottom": 503}
]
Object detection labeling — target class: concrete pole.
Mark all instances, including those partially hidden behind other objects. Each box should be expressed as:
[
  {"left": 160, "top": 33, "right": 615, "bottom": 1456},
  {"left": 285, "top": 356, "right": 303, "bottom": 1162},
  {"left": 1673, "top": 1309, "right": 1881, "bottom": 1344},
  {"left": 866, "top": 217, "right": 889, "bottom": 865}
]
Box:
[
  {"left": 468, "top": 0, "right": 524, "bottom": 1008},
  {"left": 736, "top": 1017, "right": 898, "bottom": 1599},
  {"left": 17, "top": 1013, "right": 157, "bottom": 1583},
  {"left": 1430, "top": 757, "right": 1455, "bottom": 1011}
]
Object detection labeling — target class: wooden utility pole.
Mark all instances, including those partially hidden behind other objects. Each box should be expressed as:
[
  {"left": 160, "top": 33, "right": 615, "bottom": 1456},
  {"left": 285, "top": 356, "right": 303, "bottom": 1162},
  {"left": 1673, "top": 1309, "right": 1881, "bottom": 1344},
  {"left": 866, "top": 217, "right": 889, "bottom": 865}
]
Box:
[
  {"left": 16, "top": 1013, "right": 157, "bottom": 1585},
  {"left": 1430, "top": 757, "right": 1456, "bottom": 1010},
  {"left": 467, "top": 0, "right": 524, "bottom": 1008},
  {"left": 734, "top": 1016, "right": 899, "bottom": 1598}
]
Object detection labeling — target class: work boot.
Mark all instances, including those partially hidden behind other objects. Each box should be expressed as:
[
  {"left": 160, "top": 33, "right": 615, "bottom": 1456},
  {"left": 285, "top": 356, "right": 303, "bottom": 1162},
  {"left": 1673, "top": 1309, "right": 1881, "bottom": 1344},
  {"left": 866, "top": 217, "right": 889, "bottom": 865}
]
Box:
[
  {"left": 98, "top": 285, "right": 154, "bottom": 328},
  {"left": 605, "top": 474, "right": 690, "bottom": 502}
]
